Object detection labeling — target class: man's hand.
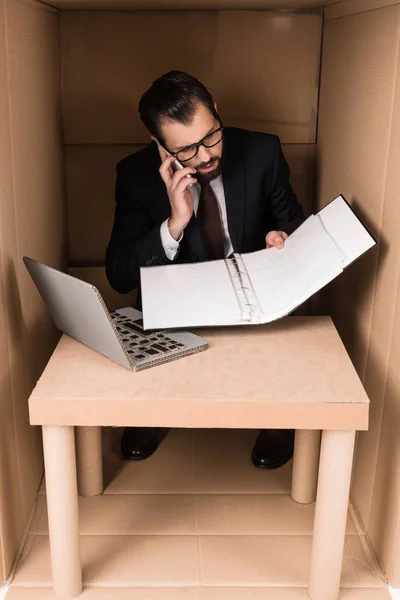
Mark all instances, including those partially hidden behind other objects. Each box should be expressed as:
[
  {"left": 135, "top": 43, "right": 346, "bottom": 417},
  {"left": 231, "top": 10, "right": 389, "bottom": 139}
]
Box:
[
  {"left": 265, "top": 230, "right": 288, "bottom": 249},
  {"left": 155, "top": 142, "right": 197, "bottom": 241}
]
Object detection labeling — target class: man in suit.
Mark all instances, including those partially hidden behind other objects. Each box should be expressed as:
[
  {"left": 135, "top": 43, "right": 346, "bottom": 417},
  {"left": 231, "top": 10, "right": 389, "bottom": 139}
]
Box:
[{"left": 106, "top": 70, "right": 305, "bottom": 468}]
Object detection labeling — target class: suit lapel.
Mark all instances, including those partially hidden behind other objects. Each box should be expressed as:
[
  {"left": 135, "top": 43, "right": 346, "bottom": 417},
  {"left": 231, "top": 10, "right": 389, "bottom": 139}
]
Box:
[{"left": 221, "top": 129, "right": 246, "bottom": 254}]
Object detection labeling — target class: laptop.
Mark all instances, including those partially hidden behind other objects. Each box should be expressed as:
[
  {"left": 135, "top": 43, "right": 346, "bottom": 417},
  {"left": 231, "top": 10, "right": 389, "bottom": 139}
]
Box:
[{"left": 23, "top": 257, "right": 208, "bottom": 371}]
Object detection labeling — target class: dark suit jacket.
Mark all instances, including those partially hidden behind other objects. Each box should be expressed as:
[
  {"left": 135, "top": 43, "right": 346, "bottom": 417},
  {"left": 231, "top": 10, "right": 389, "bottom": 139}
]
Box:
[{"left": 106, "top": 127, "right": 305, "bottom": 304}]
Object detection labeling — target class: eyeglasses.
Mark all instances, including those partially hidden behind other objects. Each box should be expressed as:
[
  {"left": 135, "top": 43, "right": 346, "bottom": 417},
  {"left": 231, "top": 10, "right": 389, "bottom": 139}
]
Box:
[{"left": 168, "top": 127, "right": 223, "bottom": 162}]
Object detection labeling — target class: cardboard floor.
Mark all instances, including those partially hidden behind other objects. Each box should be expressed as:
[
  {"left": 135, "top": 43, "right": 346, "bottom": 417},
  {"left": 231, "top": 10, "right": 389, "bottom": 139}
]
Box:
[{"left": 7, "top": 429, "right": 391, "bottom": 599}]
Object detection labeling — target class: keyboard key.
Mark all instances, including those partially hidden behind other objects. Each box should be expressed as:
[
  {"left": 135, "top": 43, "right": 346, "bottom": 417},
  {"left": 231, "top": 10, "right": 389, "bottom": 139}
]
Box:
[{"left": 152, "top": 343, "right": 168, "bottom": 352}]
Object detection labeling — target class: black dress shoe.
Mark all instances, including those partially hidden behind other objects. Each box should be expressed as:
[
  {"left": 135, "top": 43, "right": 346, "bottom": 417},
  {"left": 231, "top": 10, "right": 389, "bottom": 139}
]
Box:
[
  {"left": 121, "top": 427, "right": 160, "bottom": 461},
  {"left": 252, "top": 429, "right": 295, "bottom": 469}
]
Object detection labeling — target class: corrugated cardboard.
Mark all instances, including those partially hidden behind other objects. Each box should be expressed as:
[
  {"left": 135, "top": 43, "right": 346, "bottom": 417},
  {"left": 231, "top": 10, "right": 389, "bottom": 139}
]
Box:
[
  {"left": 325, "top": 0, "right": 399, "bottom": 19},
  {"left": 60, "top": 10, "right": 321, "bottom": 144},
  {"left": 3, "top": 590, "right": 394, "bottom": 600},
  {"left": 0, "top": 0, "right": 66, "bottom": 582},
  {"left": 0, "top": 0, "right": 24, "bottom": 580},
  {"left": 316, "top": 1, "right": 400, "bottom": 582},
  {"left": 367, "top": 8, "right": 400, "bottom": 584},
  {"left": 65, "top": 144, "right": 145, "bottom": 263},
  {"left": 8, "top": 430, "right": 387, "bottom": 597},
  {"left": 46, "top": 0, "right": 330, "bottom": 8},
  {"left": 28, "top": 317, "right": 369, "bottom": 429},
  {"left": 1, "top": 0, "right": 400, "bottom": 594}
]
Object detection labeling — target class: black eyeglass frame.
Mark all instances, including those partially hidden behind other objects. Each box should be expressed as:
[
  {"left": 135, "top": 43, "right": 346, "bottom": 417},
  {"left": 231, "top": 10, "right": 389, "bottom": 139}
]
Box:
[{"left": 165, "top": 126, "right": 224, "bottom": 163}]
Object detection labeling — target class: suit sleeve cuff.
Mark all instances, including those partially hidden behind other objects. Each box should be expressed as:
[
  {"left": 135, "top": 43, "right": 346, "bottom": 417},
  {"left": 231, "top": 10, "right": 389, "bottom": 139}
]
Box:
[{"left": 160, "top": 219, "right": 182, "bottom": 261}]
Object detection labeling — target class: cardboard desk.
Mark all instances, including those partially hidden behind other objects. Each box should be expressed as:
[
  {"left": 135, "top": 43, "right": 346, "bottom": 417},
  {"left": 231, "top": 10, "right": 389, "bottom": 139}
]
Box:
[{"left": 28, "top": 316, "right": 369, "bottom": 600}]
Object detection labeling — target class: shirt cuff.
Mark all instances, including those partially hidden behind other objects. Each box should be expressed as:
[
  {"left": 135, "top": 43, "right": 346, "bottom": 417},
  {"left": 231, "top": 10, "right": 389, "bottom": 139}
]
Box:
[{"left": 160, "top": 219, "right": 182, "bottom": 261}]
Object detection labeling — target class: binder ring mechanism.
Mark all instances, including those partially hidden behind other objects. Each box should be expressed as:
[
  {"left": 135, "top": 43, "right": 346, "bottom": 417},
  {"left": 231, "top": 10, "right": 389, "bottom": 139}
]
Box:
[{"left": 226, "top": 255, "right": 262, "bottom": 323}]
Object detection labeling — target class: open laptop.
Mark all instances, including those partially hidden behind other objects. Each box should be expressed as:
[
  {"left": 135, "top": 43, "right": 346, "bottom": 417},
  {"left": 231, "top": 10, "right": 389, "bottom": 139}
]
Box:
[{"left": 23, "top": 257, "right": 208, "bottom": 371}]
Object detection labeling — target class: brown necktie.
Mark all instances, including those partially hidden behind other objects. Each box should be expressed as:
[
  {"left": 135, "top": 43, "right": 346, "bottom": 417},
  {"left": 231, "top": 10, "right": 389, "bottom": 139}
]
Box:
[{"left": 197, "top": 182, "right": 225, "bottom": 260}]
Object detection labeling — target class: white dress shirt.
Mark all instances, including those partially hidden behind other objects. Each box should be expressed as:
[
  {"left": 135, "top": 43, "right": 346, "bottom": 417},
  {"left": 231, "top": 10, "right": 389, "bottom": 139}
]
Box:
[{"left": 160, "top": 174, "right": 234, "bottom": 260}]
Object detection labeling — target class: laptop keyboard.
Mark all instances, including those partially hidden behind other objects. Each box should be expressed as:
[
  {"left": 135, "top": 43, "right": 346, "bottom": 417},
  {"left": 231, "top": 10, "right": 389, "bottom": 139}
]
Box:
[{"left": 110, "top": 311, "right": 187, "bottom": 361}]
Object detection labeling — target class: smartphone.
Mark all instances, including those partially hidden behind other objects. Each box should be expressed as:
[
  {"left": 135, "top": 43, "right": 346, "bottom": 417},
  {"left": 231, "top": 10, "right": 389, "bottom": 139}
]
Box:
[
  {"left": 165, "top": 150, "right": 185, "bottom": 173},
  {"left": 161, "top": 145, "right": 195, "bottom": 185}
]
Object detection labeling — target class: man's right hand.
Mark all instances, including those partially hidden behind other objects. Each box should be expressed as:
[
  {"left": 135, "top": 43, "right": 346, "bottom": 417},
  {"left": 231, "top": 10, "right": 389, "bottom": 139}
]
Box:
[{"left": 157, "top": 144, "right": 197, "bottom": 241}]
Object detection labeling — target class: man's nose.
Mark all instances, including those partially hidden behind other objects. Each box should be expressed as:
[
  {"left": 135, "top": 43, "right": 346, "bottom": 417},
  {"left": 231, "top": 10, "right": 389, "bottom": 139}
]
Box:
[{"left": 197, "top": 145, "right": 212, "bottom": 164}]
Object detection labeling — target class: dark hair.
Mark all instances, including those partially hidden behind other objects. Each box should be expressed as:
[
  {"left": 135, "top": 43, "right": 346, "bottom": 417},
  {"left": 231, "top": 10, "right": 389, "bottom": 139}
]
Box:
[{"left": 138, "top": 71, "right": 220, "bottom": 144}]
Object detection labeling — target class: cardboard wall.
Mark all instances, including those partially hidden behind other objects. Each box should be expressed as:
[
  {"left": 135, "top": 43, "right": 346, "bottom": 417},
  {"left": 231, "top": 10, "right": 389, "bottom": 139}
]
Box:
[
  {"left": 0, "top": 0, "right": 66, "bottom": 583},
  {"left": 60, "top": 9, "right": 321, "bottom": 305},
  {"left": 4, "top": 0, "right": 400, "bottom": 588},
  {"left": 46, "top": 0, "right": 329, "bottom": 8},
  {"left": 317, "top": 1, "right": 400, "bottom": 582}
]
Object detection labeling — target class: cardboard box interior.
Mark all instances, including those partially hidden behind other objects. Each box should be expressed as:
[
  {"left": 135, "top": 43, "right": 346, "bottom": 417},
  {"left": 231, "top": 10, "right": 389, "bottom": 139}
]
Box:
[{"left": 1, "top": 0, "right": 400, "bottom": 590}]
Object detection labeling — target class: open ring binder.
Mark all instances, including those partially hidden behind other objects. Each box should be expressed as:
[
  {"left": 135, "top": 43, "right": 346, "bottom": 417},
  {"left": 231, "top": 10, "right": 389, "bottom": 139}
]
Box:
[
  {"left": 140, "top": 195, "right": 376, "bottom": 330},
  {"left": 226, "top": 254, "right": 263, "bottom": 323}
]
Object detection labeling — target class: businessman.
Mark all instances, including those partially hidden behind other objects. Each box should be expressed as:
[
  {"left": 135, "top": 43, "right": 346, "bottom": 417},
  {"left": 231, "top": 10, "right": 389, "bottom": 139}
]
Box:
[{"left": 106, "top": 71, "right": 306, "bottom": 469}]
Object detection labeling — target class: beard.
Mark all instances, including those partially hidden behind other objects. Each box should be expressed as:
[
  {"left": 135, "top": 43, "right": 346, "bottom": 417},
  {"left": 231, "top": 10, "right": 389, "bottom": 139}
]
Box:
[{"left": 194, "top": 156, "right": 222, "bottom": 185}]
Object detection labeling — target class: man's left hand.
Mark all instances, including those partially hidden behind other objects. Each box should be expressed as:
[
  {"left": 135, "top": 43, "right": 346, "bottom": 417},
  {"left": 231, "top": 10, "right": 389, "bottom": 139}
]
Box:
[{"left": 265, "top": 230, "right": 288, "bottom": 249}]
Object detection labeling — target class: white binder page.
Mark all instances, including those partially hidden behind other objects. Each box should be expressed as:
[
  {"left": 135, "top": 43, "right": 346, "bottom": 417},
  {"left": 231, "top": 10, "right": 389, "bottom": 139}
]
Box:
[
  {"left": 241, "top": 215, "right": 345, "bottom": 322},
  {"left": 140, "top": 259, "right": 243, "bottom": 329},
  {"left": 317, "top": 196, "right": 375, "bottom": 267}
]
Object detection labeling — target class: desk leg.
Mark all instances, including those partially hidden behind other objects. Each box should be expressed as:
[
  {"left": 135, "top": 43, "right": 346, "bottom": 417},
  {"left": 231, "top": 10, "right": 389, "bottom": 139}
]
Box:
[
  {"left": 76, "top": 426, "right": 103, "bottom": 497},
  {"left": 308, "top": 430, "right": 356, "bottom": 600},
  {"left": 42, "top": 426, "right": 82, "bottom": 600},
  {"left": 291, "top": 430, "right": 321, "bottom": 504}
]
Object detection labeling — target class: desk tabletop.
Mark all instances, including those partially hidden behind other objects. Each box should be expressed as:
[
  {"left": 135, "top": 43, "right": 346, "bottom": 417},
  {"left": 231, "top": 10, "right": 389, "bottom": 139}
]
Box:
[{"left": 29, "top": 316, "right": 369, "bottom": 430}]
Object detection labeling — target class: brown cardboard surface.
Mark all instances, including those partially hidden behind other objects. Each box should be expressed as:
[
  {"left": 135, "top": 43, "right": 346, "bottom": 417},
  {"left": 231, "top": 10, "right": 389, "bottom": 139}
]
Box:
[
  {"left": 34, "top": 494, "right": 357, "bottom": 537},
  {"left": 65, "top": 144, "right": 144, "bottom": 263},
  {"left": 0, "top": 0, "right": 65, "bottom": 583},
  {"left": 42, "top": 425, "right": 82, "bottom": 598},
  {"left": 3, "top": 0, "right": 59, "bottom": 507},
  {"left": 33, "top": 493, "right": 357, "bottom": 536},
  {"left": 199, "top": 534, "right": 379, "bottom": 586},
  {"left": 12, "top": 533, "right": 382, "bottom": 586},
  {"left": 14, "top": 534, "right": 201, "bottom": 585},
  {"left": 316, "top": 3, "right": 400, "bottom": 550},
  {"left": 60, "top": 11, "right": 321, "bottom": 144},
  {"left": 389, "top": 396, "right": 400, "bottom": 579},
  {"left": 37, "top": 428, "right": 291, "bottom": 494},
  {"left": 65, "top": 143, "right": 315, "bottom": 263},
  {"left": 6, "top": 0, "right": 66, "bottom": 387},
  {"left": 352, "top": 7, "right": 400, "bottom": 552},
  {"left": 283, "top": 144, "right": 317, "bottom": 217},
  {"left": 325, "top": 0, "right": 400, "bottom": 19},
  {"left": 369, "top": 383, "right": 400, "bottom": 583},
  {"left": 87, "top": 429, "right": 293, "bottom": 495},
  {"left": 316, "top": 4, "right": 399, "bottom": 381},
  {"left": 10, "top": 428, "right": 385, "bottom": 593},
  {"left": 10, "top": 428, "right": 383, "bottom": 590},
  {"left": 0, "top": 0, "right": 25, "bottom": 580},
  {"left": 365, "top": 13, "right": 400, "bottom": 583},
  {"left": 4, "top": 588, "right": 393, "bottom": 600},
  {"left": 0, "top": 0, "right": 399, "bottom": 590},
  {"left": 47, "top": 0, "right": 330, "bottom": 8},
  {"left": 28, "top": 318, "right": 369, "bottom": 429}
]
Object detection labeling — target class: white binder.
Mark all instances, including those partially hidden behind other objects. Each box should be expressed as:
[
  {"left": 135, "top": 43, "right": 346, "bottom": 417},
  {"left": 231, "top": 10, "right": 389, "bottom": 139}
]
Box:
[{"left": 140, "top": 195, "right": 376, "bottom": 330}]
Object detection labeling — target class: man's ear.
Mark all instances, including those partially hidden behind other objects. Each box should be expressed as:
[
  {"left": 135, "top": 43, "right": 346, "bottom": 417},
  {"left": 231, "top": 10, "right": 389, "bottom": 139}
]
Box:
[
  {"left": 214, "top": 101, "right": 218, "bottom": 112},
  {"left": 151, "top": 135, "right": 158, "bottom": 145}
]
